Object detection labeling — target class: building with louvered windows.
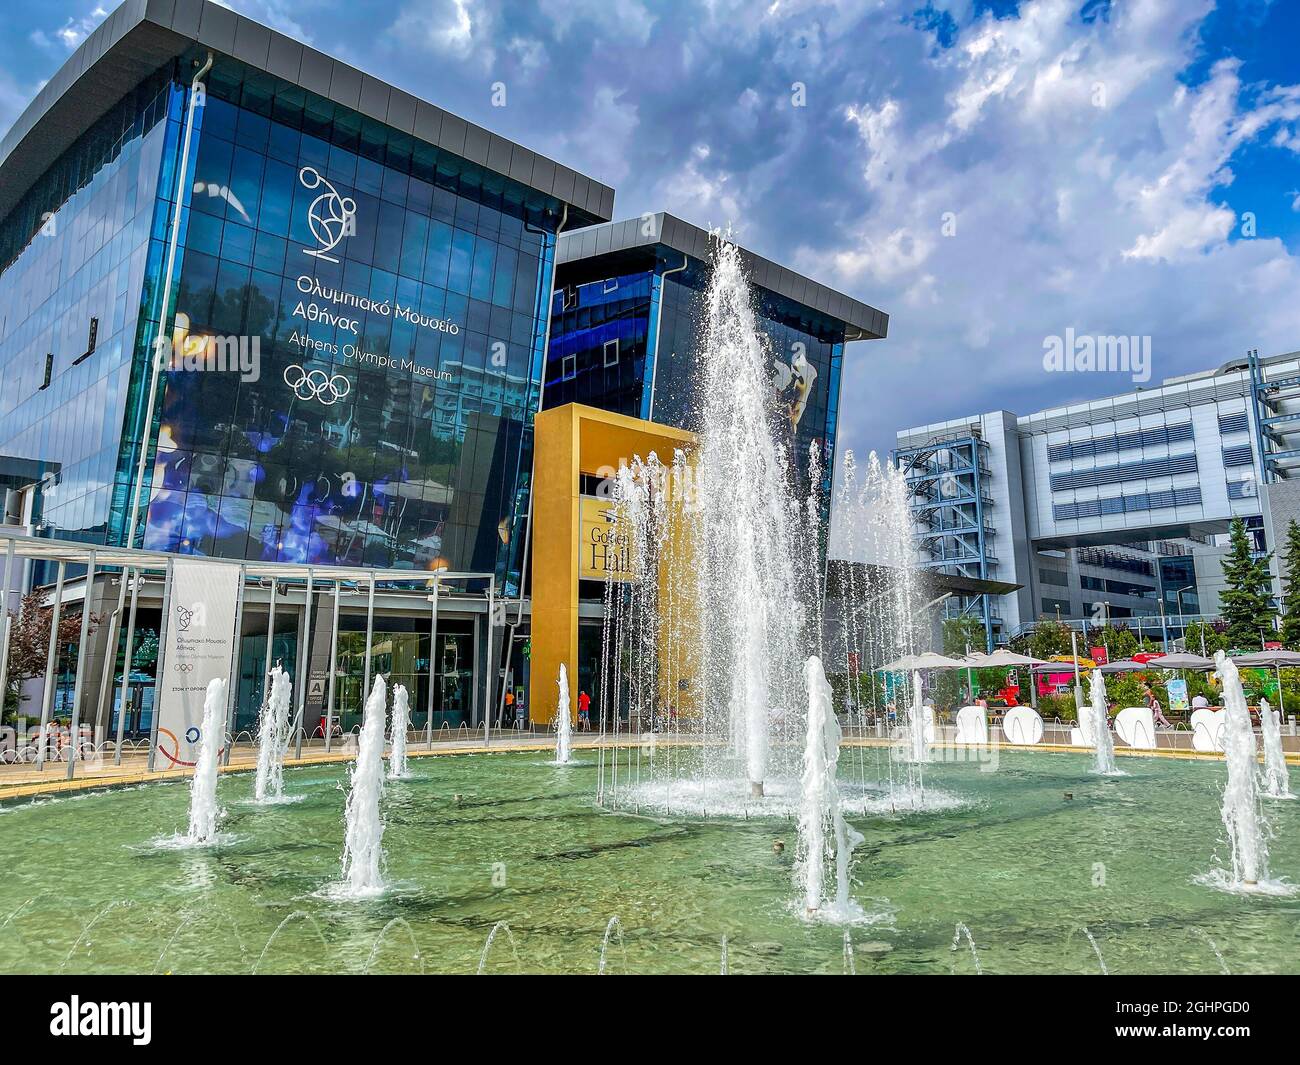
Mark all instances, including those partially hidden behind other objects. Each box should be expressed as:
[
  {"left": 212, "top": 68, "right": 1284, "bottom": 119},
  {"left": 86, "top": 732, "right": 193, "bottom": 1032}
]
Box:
[{"left": 895, "top": 350, "right": 1300, "bottom": 649}]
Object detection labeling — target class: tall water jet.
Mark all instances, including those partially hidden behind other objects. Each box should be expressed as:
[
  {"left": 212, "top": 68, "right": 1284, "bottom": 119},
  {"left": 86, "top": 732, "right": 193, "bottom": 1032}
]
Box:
[
  {"left": 1087, "top": 668, "right": 1118, "bottom": 775},
  {"left": 906, "top": 671, "right": 929, "bottom": 764},
  {"left": 796, "top": 656, "right": 863, "bottom": 919},
  {"left": 254, "top": 666, "right": 291, "bottom": 802},
  {"left": 555, "top": 663, "right": 574, "bottom": 765},
  {"left": 596, "top": 242, "right": 898, "bottom": 815},
  {"left": 1259, "top": 697, "right": 1292, "bottom": 799},
  {"left": 340, "top": 675, "right": 387, "bottom": 896},
  {"left": 186, "top": 678, "right": 226, "bottom": 844},
  {"left": 388, "top": 683, "right": 410, "bottom": 779},
  {"left": 692, "top": 237, "right": 807, "bottom": 799},
  {"left": 1214, "top": 652, "right": 1268, "bottom": 887}
]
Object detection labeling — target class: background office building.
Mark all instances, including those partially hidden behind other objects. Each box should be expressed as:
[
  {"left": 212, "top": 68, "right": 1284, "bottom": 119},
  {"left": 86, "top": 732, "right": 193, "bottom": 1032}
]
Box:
[{"left": 895, "top": 350, "right": 1300, "bottom": 649}]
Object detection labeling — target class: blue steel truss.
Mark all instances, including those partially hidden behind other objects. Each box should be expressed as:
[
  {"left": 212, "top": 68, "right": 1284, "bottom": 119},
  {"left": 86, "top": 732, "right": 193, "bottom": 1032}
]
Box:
[
  {"left": 893, "top": 434, "right": 996, "bottom": 651},
  {"left": 1250, "top": 348, "right": 1300, "bottom": 484}
]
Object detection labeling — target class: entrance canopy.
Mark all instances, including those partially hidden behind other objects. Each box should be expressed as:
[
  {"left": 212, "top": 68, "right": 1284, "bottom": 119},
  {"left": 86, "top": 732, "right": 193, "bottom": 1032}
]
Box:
[{"left": 0, "top": 528, "right": 493, "bottom": 586}]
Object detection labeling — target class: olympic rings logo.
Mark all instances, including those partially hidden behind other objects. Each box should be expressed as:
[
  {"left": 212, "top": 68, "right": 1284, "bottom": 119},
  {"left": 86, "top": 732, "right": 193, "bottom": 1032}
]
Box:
[
  {"left": 174, "top": 663, "right": 195, "bottom": 673},
  {"left": 284, "top": 364, "right": 351, "bottom": 405}
]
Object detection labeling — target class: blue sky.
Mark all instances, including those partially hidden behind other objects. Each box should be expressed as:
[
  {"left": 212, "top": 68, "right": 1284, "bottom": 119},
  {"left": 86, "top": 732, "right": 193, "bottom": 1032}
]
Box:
[{"left": 3, "top": 0, "right": 1299, "bottom": 462}]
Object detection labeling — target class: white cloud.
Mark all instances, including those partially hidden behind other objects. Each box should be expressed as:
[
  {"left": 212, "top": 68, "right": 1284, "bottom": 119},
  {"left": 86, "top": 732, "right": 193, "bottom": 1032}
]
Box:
[
  {"left": 803, "top": 0, "right": 1300, "bottom": 457},
  {"left": 551, "top": 85, "right": 639, "bottom": 186},
  {"left": 29, "top": 6, "right": 107, "bottom": 52},
  {"left": 218, "top": 1, "right": 312, "bottom": 43},
  {"left": 537, "top": 0, "right": 656, "bottom": 44},
  {"left": 390, "top": 0, "right": 490, "bottom": 66}
]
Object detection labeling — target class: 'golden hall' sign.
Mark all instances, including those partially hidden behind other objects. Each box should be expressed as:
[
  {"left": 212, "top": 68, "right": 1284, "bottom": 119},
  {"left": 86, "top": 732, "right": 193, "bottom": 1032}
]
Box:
[{"left": 579, "top": 495, "right": 635, "bottom": 582}]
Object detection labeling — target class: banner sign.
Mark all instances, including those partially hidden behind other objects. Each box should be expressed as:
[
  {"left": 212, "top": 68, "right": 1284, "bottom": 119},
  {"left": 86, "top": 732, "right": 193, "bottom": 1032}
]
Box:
[
  {"left": 155, "top": 560, "right": 240, "bottom": 768},
  {"left": 578, "top": 496, "right": 635, "bottom": 582},
  {"left": 1166, "top": 677, "right": 1189, "bottom": 713}
]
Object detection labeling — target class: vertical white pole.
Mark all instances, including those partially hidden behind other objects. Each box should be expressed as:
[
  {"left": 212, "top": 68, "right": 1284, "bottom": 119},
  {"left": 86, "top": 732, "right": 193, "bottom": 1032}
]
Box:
[
  {"left": 426, "top": 581, "right": 439, "bottom": 749},
  {"left": 295, "top": 569, "right": 313, "bottom": 758},
  {"left": 115, "top": 568, "right": 141, "bottom": 766},
  {"left": 146, "top": 557, "right": 174, "bottom": 771},
  {"left": 36, "top": 561, "right": 67, "bottom": 770},
  {"left": 221, "top": 565, "right": 245, "bottom": 766},
  {"left": 325, "top": 582, "right": 341, "bottom": 753},
  {"left": 0, "top": 537, "right": 15, "bottom": 727},
  {"left": 363, "top": 573, "right": 375, "bottom": 698},
  {"left": 262, "top": 579, "right": 278, "bottom": 697},
  {"left": 65, "top": 550, "right": 97, "bottom": 779},
  {"left": 483, "top": 580, "right": 494, "bottom": 746}
]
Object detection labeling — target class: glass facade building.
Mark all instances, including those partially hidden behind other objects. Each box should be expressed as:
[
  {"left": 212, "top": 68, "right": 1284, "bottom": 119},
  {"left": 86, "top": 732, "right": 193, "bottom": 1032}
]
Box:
[
  {"left": 0, "top": 70, "right": 176, "bottom": 549},
  {"left": 0, "top": 1, "right": 610, "bottom": 598},
  {"left": 144, "top": 54, "right": 562, "bottom": 592}
]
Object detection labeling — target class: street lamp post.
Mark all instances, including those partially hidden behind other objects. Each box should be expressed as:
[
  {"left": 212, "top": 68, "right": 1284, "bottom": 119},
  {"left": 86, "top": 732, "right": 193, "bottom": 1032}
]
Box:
[{"left": 1175, "top": 585, "right": 1195, "bottom": 653}]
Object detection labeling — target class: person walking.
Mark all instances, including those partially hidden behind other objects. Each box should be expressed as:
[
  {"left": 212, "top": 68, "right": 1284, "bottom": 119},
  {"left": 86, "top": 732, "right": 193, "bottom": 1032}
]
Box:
[
  {"left": 1144, "top": 683, "right": 1172, "bottom": 728},
  {"left": 577, "top": 690, "right": 592, "bottom": 731}
]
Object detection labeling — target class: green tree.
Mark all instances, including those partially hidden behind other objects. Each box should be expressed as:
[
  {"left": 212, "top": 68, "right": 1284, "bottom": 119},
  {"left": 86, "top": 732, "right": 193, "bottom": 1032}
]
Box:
[
  {"left": 1091, "top": 623, "right": 1138, "bottom": 660},
  {"left": 1013, "top": 617, "right": 1073, "bottom": 660},
  {"left": 1280, "top": 520, "right": 1300, "bottom": 649},
  {"left": 131, "top": 629, "right": 159, "bottom": 670},
  {"left": 2, "top": 593, "right": 98, "bottom": 724},
  {"left": 1182, "top": 619, "right": 1229, "bottom": 657},
  {"left": 1219, "top": 518, "right": 1276, "bottom": 649},
  {"left": 942, "top": 616, "right": 986, "bottom": 657}
]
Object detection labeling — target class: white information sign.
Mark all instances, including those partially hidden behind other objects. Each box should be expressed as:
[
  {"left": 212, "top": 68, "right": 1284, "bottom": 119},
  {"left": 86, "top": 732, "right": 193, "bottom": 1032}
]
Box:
[{"left": 155, "top": 560, "right": 240, "bottom": 767}]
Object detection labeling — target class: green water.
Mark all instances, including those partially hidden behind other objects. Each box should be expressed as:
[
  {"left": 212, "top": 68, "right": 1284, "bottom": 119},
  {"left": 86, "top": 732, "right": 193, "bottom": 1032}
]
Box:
[{"left": 1, "top": 749, "right": 1298, "bottom": 974}]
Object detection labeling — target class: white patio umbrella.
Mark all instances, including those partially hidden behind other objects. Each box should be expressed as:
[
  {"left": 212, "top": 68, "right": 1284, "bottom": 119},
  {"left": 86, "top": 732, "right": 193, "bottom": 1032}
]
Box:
[
  {"left": 1097, "top": 659, "right": 1153, "bottom": 674},
  {"left": 1145, "top": 652, "right": 1215, "bottom": 670},
  {"left": 880, "top": 651, "right": 968, "bottom": 672},
  {"left": 962, "top": 649, "right": 1050, "bottom": 707},
  {"left": 966, "top": 649, "right": 1050, "bottom": 668},
  {"left": 1231, "top": 649, "right": 1300, "bottom": 716}
]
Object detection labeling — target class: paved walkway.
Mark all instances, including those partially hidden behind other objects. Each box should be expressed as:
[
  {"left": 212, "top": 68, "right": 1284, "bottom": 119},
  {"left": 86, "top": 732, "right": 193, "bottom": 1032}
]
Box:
[
  {"left": 3, "top": 729, "right": 1298, "bottom": 803},
  {"left": 0, "top": 732, "right": 617, "bottom": 802}
]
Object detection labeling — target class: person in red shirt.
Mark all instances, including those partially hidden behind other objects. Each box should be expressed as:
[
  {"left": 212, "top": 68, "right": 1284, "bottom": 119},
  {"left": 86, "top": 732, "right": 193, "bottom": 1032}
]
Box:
[{"left": 577, "top": 690, "right": 592, "bottom": 730}]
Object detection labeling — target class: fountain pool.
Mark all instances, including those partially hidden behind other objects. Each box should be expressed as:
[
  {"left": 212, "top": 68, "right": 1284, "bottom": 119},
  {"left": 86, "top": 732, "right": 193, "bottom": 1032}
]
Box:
[{"left": 2, "top": 749, "right": 1298, "bottom": 974}]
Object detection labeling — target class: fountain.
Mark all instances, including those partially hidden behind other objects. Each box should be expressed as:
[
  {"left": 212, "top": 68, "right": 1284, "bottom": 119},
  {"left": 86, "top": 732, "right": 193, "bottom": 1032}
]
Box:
[
  {"left": 1259, "top": 697, "right": 1292, "bottom": 800},
  {"left": 388, "top": 684, "right": 410, "bottom": 780},
  {"left": 592, "top": 238, "right": 844, "bottom": 812},
  {"left": 1209, "top": 652, "right": 1273, "bottom": 890},
  {"left": 1086, "top": 668, "right": 1118, "bottom": 775},
  {"left": 795, "top": 656, "right": 864, "bottom": 920},
  {"left": 905, "top": 670, "right": 929, "bottom": 764},
  {"left": 338, "top": 675, "right": 388, "bottom": 897},
  {"left": 555, "top": 663, "right": 574, "bottom": 765},
  {"left": 254, "top": 666, "right": 291, "bottom": 802},
  {"left": 689, "top": 236, "right": 807, "bottom": 799},
  {"left": 185, "top": 678, "right": 227, "bottom": 844}
]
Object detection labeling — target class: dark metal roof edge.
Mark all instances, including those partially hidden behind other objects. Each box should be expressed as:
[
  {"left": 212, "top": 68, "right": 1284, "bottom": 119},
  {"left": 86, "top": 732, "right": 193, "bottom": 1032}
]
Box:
[
  {"left": 0, "top": 0, "right": 614, "bottom": 226},
  {"left": 557, "top": 211, "right": 889, "bottom": 340}
]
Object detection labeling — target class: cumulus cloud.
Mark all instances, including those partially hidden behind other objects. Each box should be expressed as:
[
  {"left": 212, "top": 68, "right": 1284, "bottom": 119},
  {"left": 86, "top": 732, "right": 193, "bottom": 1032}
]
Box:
[
  {"left": 800, "top": 0, "right": 1300, "bottom": 459},
  {"left": 29, "top": 5, "right": 106, "bottom": 51}
]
